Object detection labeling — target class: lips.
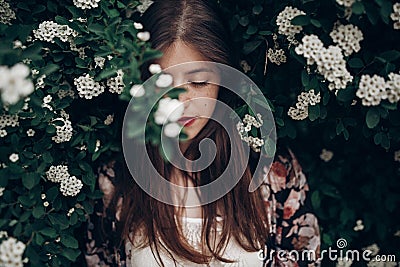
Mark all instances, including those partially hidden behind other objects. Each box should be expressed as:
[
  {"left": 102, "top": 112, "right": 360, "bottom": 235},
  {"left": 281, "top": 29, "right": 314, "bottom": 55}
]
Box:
[{"left": 177, "top": 116, "right": 197, "bottom": 126}]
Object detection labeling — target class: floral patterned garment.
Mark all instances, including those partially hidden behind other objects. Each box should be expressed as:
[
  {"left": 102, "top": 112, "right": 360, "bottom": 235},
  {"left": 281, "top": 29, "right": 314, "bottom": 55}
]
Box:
[{"left": 83, "top": 146, "right": 321, "bottom": 267}]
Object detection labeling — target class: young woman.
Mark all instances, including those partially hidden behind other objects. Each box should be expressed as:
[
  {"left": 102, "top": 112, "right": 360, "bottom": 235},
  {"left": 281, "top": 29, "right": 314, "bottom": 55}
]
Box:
[{"left": 83, "top": 0, "right": 321, "bottom": 266}]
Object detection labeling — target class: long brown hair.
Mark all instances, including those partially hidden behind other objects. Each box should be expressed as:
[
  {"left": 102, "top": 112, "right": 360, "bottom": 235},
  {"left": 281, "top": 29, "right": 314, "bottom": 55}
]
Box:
[{"left": 115, "top": 0, "right": 271, "bottom": 265}]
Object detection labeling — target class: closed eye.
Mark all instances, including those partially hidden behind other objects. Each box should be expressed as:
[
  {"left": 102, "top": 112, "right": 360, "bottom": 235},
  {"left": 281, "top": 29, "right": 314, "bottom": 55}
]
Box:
[{"left": 189, "top": 81, "right": 209, "bottom": 88}]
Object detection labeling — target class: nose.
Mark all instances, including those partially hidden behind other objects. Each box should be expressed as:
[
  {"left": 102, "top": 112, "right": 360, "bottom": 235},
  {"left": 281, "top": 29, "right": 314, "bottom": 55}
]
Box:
[{"left": 178, "top": 84, "right": 192, "bottom": 108}]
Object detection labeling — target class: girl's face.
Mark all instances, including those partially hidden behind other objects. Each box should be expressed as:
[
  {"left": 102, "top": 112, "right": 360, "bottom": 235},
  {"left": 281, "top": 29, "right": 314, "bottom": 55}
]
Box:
[{"left": 157, "top": 41, "right": 220, "bottom": 140}]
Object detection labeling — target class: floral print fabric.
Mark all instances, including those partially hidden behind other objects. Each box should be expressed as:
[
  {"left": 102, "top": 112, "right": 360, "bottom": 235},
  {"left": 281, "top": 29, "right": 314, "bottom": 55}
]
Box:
[{"left": 83, "top": 146, "right": 321, "bottom": 267}]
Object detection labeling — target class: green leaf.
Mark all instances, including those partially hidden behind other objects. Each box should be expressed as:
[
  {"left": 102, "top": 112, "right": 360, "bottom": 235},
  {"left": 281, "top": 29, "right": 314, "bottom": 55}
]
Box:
[
  {"left": 243, "top": 40, "right": 262, "bottom": 55},
  {"left": 301, "top": 70, "right": 309, "bottom": 87},
  {"left": 252, "top": 5, "right": 263, "bottom": 15},
  {"left": 378, "top": 50, "right": 400, "bottom": 62},
  {"left": 61, "top": 247, "right": 81, "bottom": 261},
  {"left": 348, "top": 58, "right": 364, "bottom": 68},
  {"left": 32, "top": 206, "right": 45, "bottom": 219},
  {"left": 310, "top": 19, "right": 321, "bottom": 28},
  {"left": 61, "top": 235, "right": 79, "bottom": 249},
  {"left": 366, "top": 108, "right": 380, "bottom": 128},
  {"left": 22, "top": 173, "right": 40, "bottom": 190},
  {"left": 40, "top": 227, "right": 57, "bottom": 238},
  {"left": 352, "top": 2, "right": 365, "bottom": 15},
  {"left": 291, "top": 15, "right": 310, "bottom": 26},
  {"left": 308, "top": 105, "right": 320, "bottom": 121},
  {"left": 311, "top": 191, "right": 320, "bottom": 209}
]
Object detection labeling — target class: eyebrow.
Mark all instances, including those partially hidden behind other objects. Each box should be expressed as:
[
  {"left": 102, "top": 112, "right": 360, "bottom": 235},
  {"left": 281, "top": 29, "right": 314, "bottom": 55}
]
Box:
[{"left": 184, "top": 68, "right": 214, "bottom": 75}]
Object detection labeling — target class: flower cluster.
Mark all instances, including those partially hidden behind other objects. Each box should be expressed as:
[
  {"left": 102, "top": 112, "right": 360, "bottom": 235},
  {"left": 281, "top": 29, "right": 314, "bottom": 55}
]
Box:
[
  {"left": 0, "top": 114, "right": 19, "bottom": 128},
  {"left": 104, "top": 114, "right": 114, "bottom": 125},
  {"left": 240, "top": 60, "right": 251, "bottom": 73},
  {"left": 276, "top": 6, "right": 306, "bottom": 41},
  {"left": 74, "top": 74, "right": 105, "bottom": 99},
  {"left": 154, "top": 97, "right": 184, "bottom": 137},
  {"left": 288, "top": 89, "right": 321, "bottom": 120},
  {"left": 0, "top": 63, "right": 34, "bottom": 105},
  {"left": 295, "top": 34, "right": 353, "bottom": 91},
  {"left": 335, "top": 0, "right": 355, "bottom": 7},
  {"left": 329, "top": 24, "right": 364, "bottom": 56},
  {"left": 73, "top": 0, "right": 100, "bottom": 9},
  {"left": 107, "top": 69, "right": 125, "bottom": 94},
  {"left": 237, "top": 113, "right": 264, "bottom": 152},
  {"left": 267, "top": 48, "right": 287, "bottom": 65},
  {"left": 60, "top": 176, "right": 83, "bottom": 197},
  {"left": 355, "top": 73, "right": 400, "bottom": 106},
  {"left": 390, "top": 3, "right": 400, "bottom": 30},
  {"left": 33, "top": 21, "right": 78, "bottom": 43},
  {"left": 353, "top": 219, "right": 364, "bottom": 231},
  {"left": 386, "top": 72, "right": 400, "bottom": 103},
  {"left": 0, "top": 236, "right": 27, "bottom": 267},
  {"left": 46, "top": 165, "right": 70, "bottom": 183},
  {"left": 46, "top": 165, "right": 83, "bottom": 196},
  {"left": 69, "top": 40, "right": 87, "bottom": 59},
  {"left": 0, "top": 0, "right": 16, "bottom": 25},
  {"left": 51, "top": 116, "right": 73, "bottom": 143}
]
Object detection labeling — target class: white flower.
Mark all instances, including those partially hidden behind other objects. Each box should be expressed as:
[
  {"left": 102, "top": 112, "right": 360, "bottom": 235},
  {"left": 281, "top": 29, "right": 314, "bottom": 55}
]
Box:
[
  {"left": 0, "top": 237, "right": 26, "bottom": 267},
  {"left": 107, "top": 69, "right": 125, "bottom": 94},
  {"left": 46, "top": 165, "right": 70, "bottom": 183},
  {"left": 94, "top": 56, "right": 106, "bottom": 69},
  {"left": 70, "top": 40, "right": 87, "bottom": 59},
  {"left": 137, "top": 31, "right": 150, "bottom": 42},
  {"left": 133, "top": 22, "right": 143, "bottom": 30},
  {"left": 0, "top": 129, "right": 6, "bottom": 137},
  {"left": 386, "top": 72, "right": 400, "bottom": 103},
  {"left": 9, "top": 153, "right": 18, "bottom": 162},
  {"left": 288, "top": 89, "right": 321, "bottom": 120},
  {"left": 353, "top": 219, "right": 364, "bottom": 231},
  {"left": 60, "top": 176, "right": 83, "bottom": 197},
  {"left": 295, "top": 35, "right": 353, "bottom": 90},
  {"left": 104, "top": 114, "right": 114, "bottom": 125},
  {"left": 73, "top": 0, "right": 101, "bottom": 9},
  {"left": 74, "top": 73, "right": 105, "bottom": 99},
  {"left": 276, "top": 6, "right": 306, "bottom": 40},
  {"left": 390, "top": 3, "right": 400, "bottom": 30},
  {"left": 330, "top": 24, "right": 364, "bottom": 56},
  {"left": 51, "top": 117, "right": 73, "bottom": 143},
  {"left": 155, "top": 73, "right": 173, "bottom": 88},
  {"left": 41, "top": 193, "right": 46, "bottom": 199},
  {"left": 154, "top": 97, "right": 184, "bottom": 125},
  {"left": 43, "top": 201, "right": 49, "bottom": 207},
  {"left": 0, "top": 187, "right": 4, "bottom": 197},
  {"left": 267, "top": 48, "right": 287, "bottom": 65},
  {"left": 356, "top": 74, "right": 387, "bottom": 106},
  {"left": 149, "top": 64, "right": 162, "bottom": 74},
  {"left": 240, "top": 60, "right": 251, "bottom": 73},
  {"left": 336, "top": 0, "right": 355, "bottom": 7},
  {"left": 0, "top": 114, "right": 19, "bottom": 128},
  {"left": 320, "top": 149, "right": 334, "bottom": 162},
  {"left": 130, "top": 84, "right": 145, "bottom": 97},
  {"left": 0, "top": 0, "right": 16, "bottom": 25},
  {"left": 95, "top": 139, "right": 101, "bottom": 152},
  {"left": 33, "top": 21, "right": 78, "bottom": 43},
  {"left": 163, "top": 122, "right": 182, "bottom": 137},
  {"left": 35, "top": 74, "right": 46, "bottom": 89},
  {"left": 43, "top": 95, "right": 52, "bottom": 104},
  {"left": 67, "top": 207, "right": 75, "bottom": 217},
  {"left": 26, "top": 129, "right": 35, "bottom": 137},
  {"left": 0, "top": 63, "right": 34, "bottom": 105},
  {"left": 13, "top": 40, "right": 26, "bottom": 49}
]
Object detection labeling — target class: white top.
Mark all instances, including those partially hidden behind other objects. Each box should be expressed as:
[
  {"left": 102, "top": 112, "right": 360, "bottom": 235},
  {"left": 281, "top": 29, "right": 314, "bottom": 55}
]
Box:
[{"left": 125, "top": 215, "right": 263, "bottom": 267}]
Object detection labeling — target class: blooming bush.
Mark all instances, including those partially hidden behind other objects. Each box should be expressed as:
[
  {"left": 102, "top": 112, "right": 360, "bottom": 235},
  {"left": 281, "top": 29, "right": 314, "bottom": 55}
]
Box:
[
  {"left": 0, "top": 0, "right": 399, "bottom": 266},
  {"left": 219, "top": 0, "right": 400, "bottom": 265}
]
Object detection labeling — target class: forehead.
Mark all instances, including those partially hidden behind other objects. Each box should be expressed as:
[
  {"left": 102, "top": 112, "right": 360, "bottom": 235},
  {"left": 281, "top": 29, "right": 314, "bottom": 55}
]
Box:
[{"left": 157, "top": 41, "right": 208, "bottom": 69}]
